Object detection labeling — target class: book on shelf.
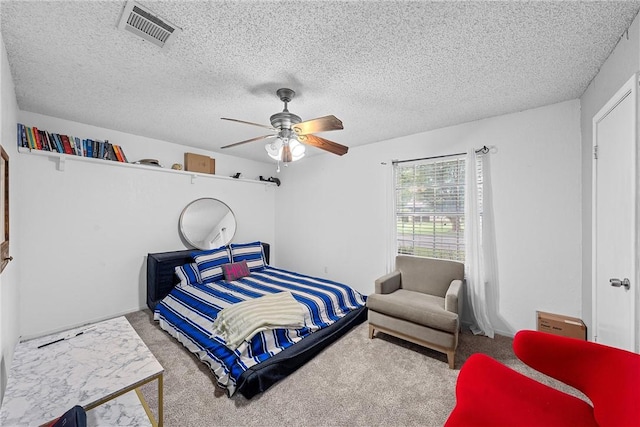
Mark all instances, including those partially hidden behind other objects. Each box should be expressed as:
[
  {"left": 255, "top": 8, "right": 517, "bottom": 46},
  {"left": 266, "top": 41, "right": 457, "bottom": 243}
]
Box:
[
  {"left": 52, "top": 133, "right": 64, "bottom": 153},
  {"left": 40, "top": 130, "right": 48, "bottom": 151},
  {"left": 37, "top": 130, "right": 48, "bottom": 151},
  {"left": 31, "top": 127, "right": 39, "bottom": 150},
  {"left": 16, "top": 123, "right": 22, "bottom": 147},
  {"left": 25, "top": 126, "right": 34, "bottom": 149},
  {"left": 99, "top": 141, "right": 107, "bottom": 160},
  {"left": 74, "top": 137, "right": 83, "bottom": 157},
  {"left": 67, "top": 135, "right": 76, "bottom": 155},
  {"left": 24, "top": 127, "right": 31, "bottom": 149},
  {"left": 106, "top": 141, "right": 116, "bottom": 161},
  {"left": 37, "top": 128, "right": 48, "bottom": 151},
  {"left": 104, "top": 141, "right": 117, "bottom": 161},
  {"left": 44, "top": 131, "right": 53, "bottom": 152},
  {"left": 118, "top": 145, "right": 128, "bottom": 162},
  {"left": 59, "top": 134, "right": 73, "bottom": 155},
  {"left": 113, "top": 144, "right": 123, "bottom": 162},
  {"left": 16, "top": 123, "right": 130, "bottom": 164},
  {"left": 18, "top": 123, "right": 25, "bottom": 148},
  {"left": 113, "top": 144, "right": 129, "bottom": 163},
  {"left": 48, "top": 133, "right": 56, "bottom": 152},
  {"left": 36, "top": 130, "right": 44, "bottom": 151},
  {"left": 17, "top": 123, "right": 28, "bottom": 148},
  {"left": 27, "top": 127, "right": 33, "bottom": 148},
  {"left": 31, "top": 128, "right": 38, "bottom": 150},
  {"left": 31, "top": 127, "right": 40, "bottom": 150}
]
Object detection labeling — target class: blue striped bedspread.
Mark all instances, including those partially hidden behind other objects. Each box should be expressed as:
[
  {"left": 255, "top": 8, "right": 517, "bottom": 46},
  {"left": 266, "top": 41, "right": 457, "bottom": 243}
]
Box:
[{"left": 154, "top": 266, "right": 366, "bottom": 396}]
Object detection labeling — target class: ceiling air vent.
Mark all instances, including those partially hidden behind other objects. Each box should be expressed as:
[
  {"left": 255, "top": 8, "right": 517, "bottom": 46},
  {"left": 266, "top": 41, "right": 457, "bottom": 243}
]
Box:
[{"left": 117, "top": 1, "right": 181, "bottom": 49}]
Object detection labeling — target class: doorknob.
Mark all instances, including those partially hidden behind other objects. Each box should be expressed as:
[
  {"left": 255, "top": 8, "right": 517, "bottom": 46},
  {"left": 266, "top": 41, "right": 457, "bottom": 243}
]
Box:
[{"left": 610, "top": 278, "right": 631, "bottom": 290}]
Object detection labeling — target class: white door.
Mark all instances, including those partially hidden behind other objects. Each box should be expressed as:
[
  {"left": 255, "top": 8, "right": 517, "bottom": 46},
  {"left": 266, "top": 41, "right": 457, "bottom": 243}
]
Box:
[{"left": 592, "top": 74, "right": 638, "bottom": 352}]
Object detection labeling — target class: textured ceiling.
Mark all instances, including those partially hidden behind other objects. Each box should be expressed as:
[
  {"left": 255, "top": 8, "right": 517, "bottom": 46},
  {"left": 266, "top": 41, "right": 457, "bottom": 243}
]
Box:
[{"left": 1, "top": 1, "right": 639, "bottom": 163}]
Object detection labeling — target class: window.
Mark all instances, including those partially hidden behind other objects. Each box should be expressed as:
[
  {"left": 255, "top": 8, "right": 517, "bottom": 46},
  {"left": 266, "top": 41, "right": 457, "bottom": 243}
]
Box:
[{"left": 394, "top": 156, "right": 482, "bottom": 262}]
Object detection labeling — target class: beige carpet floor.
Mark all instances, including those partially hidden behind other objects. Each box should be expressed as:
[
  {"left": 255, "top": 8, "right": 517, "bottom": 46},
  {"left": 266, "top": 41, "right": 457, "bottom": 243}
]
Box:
[{"left": 127, "top": 309, "right": 583, "bottom": 427}]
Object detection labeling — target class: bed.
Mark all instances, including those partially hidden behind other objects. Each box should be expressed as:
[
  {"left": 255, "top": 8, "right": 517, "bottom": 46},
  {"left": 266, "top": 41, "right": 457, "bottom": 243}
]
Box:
[{"left": 146, "top": 242, "right": 367, "bottom": 399}]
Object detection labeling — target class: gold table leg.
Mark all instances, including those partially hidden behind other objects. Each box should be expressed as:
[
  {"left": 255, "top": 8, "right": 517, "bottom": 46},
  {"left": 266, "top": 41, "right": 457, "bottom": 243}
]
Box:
[
  {"left": 158, "top": 374, "right": 164, "bottom": 427},
  {"left": 135, "top": 372, "right": 164, "bottom": 427}
]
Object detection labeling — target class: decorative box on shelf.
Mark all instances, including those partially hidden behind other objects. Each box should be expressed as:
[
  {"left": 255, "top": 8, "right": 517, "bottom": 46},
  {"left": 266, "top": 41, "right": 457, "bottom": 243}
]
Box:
[{"left": 184, "top": 152, "right": 215, "bottom": 174}]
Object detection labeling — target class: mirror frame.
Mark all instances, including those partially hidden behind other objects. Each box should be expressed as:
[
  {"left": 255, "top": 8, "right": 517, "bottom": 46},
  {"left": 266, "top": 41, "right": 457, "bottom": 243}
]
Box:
[
  {"left": 179, "top": 198, "right": 237, "bottom": 250},
  {"left": 0, "top": 146, "right": 9, "bottom": 274}
]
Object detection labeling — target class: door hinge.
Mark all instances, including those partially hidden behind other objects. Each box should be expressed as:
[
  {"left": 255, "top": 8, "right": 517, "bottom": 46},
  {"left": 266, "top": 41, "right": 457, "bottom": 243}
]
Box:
[{"left": 594, "top": 145, "right": 598, "bottom": 160}]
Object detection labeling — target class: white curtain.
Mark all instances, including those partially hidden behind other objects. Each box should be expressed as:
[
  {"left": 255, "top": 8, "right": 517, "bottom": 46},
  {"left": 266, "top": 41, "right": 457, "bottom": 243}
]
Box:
[
  {"left": 465, "top": 149, "right": 496, "bottom": 338},
  {"left": 386, "top": 161, "right": 398, "bottom": 273}
]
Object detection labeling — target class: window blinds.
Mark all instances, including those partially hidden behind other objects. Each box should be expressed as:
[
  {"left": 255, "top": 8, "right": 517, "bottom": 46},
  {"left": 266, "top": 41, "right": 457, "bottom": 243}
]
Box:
[{"left": 394, "top": 156, "right": 482, "bottom": 262}]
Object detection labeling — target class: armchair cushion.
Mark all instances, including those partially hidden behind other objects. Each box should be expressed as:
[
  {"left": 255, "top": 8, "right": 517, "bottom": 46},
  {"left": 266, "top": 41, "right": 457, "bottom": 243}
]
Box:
[
  {"left": 396, "top": 255, "right": 465, "bottom": 297},
  {"left": 367, "top": 289, "right": 458, "bottom": 333}
]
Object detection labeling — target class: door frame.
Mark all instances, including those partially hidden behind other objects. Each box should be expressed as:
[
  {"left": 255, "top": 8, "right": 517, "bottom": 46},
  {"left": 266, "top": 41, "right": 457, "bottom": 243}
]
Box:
[{"left": 591, "top": 72, "right": 638, "bottom": 351}]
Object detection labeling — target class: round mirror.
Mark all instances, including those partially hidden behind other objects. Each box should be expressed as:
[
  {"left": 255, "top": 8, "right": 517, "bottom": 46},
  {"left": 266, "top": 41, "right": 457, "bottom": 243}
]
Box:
[{"left": 179, "top": 198, "right": 237, "bottom": 249}]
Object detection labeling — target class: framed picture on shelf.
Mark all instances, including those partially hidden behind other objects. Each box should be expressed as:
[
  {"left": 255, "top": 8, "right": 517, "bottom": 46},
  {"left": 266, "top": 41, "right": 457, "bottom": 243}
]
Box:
[{"left": 0, "top": 145, "right": 10, "bottom": 274}]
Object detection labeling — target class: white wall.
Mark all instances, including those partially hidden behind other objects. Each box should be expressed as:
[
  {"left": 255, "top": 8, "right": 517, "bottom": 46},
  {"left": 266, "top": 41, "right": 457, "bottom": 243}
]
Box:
[
  {"left": 16, "top": 112, "right": 278, "bottom": 338},
  {"left": 0, "top": 34, "right": 21, "bottom": 403},
  {"left": 580, "top": 13, "right": 640, "bottom": 338},
  {"left": 275, "top": 100, "right": 582, "bottom": 336}
]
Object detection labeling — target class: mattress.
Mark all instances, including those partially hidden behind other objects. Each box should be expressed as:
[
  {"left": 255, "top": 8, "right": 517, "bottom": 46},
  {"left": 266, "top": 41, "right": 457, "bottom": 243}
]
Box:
[{"left": 154, "top": 266, "right": 366, "bottom": 397}]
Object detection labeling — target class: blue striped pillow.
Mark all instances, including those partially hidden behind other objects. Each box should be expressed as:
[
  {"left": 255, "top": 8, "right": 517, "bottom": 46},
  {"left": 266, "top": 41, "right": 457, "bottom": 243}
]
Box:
[
  {"left": 175, "top": 263, "right": 201, "bottom": 287},
  {"left": 192, "top": 245, "right": 232, "bottom": 283},
  {"left": 230, "top": 241, "right": 266, "bottom": 272}
]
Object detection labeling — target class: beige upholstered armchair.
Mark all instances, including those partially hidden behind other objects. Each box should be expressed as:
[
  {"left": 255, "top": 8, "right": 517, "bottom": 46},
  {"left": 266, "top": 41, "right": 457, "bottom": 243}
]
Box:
[{"left": 367, "top": 255, "right": 465, "bottom": 368}]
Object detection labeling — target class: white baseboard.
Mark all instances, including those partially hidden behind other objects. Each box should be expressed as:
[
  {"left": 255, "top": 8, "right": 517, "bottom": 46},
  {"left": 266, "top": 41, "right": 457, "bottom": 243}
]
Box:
[{"left": 20, "top": 308, "right": 143, "bottom": 342}]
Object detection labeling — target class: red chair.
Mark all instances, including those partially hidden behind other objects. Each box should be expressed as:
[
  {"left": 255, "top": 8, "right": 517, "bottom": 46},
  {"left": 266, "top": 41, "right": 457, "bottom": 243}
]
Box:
[{"left": 445, "top": 330, "right": 640, "bottom": 427}]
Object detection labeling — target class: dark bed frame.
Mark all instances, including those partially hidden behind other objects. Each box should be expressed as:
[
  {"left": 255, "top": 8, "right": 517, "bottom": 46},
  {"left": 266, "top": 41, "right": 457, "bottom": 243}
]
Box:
[{"left": 146, "top": 243, "right": 367, "bottom": 399}]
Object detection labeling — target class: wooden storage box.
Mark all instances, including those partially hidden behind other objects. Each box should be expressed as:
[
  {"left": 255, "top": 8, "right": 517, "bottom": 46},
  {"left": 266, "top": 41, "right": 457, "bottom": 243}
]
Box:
[
  {"left": 537, "top": 311, "right": 586, "bottom": 340},
  {"left": 184, "top": 152, "right": 215, "bottom": 174}
]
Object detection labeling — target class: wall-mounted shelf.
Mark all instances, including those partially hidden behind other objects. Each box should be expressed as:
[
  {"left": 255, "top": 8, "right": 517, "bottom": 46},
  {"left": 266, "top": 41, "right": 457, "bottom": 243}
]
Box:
[{"left": 17, "top": 147, "right": 276, "bottom": 187}]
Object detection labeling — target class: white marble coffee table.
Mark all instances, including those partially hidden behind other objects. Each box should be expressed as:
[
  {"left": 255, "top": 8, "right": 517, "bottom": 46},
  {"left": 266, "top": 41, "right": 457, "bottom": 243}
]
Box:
[{"left": 0, "top": 316, "right": 163, "bottom": 426}]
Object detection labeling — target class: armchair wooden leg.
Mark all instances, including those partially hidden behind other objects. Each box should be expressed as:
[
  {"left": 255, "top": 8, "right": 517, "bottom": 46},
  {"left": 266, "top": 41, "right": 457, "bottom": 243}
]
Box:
[
  {"left": 447, "top": 352, "right": 455, "bottom": 369},
  {"left": 368, "top": 324, "right": 375, "bottom": 339}
]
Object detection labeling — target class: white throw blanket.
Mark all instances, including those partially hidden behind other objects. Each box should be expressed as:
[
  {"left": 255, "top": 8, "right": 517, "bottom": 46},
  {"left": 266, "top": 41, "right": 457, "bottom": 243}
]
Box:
[{"left": 211, "top": 291, "right": 306, "bottom": 350}]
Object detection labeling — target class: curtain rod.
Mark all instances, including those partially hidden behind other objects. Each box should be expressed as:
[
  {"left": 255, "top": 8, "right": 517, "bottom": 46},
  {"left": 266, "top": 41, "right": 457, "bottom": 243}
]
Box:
[{"left": 392, "top": 145, "right": 490, "bottom": 165}]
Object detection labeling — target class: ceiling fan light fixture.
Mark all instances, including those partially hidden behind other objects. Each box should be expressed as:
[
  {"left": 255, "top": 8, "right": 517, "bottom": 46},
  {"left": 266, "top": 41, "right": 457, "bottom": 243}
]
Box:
[
  {"left": 290, "top": 139, "right": 306, "bottom": 159},
  {"left": 265, "top": 138, "right": 305, "bottom": 163},
  {"left": 265, "top": 138, "right": 283, "bottom": 160}
]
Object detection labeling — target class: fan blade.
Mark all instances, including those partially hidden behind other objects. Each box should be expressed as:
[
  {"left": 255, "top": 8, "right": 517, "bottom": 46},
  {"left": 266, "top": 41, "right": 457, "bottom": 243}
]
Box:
[
  {"left": 292, "top": 115, "right": 343, "bottom": 135},
  {"left": 221, "top": 117, "right": 275, "bottom": 131},
  {"left": 221, "top": 134, "right": 276, "bottom": 149},
  {"left": 297, "top": 134, "right": 348, "bottom": 156}
]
